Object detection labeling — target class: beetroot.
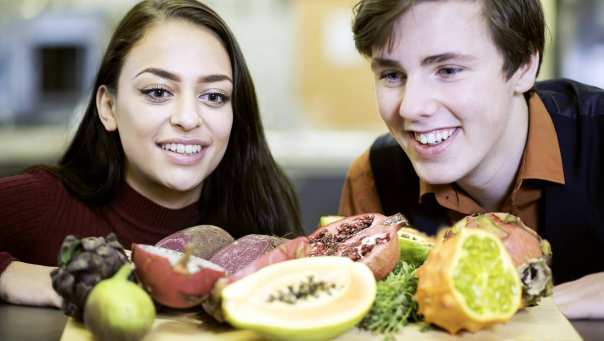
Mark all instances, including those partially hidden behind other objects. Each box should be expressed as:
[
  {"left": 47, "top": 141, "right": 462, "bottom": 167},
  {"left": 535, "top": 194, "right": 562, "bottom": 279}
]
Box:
[
  {"left": 132, "top": 244, "right": 225, "bottom": 308},
  {"left": 209, "top": 234, "right": 288, "bottom": 275},
  {"left": 155, "top": 225, "right": 234, "bottom": 260}
]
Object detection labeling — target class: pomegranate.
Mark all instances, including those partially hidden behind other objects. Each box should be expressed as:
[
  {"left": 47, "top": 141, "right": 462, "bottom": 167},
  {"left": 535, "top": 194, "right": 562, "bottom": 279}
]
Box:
[
  {"left": 132, "top": 244, "right": 225, "bottom": 308},
  {"left": 307, "top": 213, "right": 408, "bottom": 279}
]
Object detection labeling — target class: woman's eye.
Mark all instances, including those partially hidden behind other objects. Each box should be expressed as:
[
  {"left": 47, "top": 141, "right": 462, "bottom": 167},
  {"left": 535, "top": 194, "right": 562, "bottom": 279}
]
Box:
[
  {"left": 141, "top": 87, "right": 172, "bottom": 102},
  {"left": 200, "top": 92, "right": 229, "bottom": 106}
]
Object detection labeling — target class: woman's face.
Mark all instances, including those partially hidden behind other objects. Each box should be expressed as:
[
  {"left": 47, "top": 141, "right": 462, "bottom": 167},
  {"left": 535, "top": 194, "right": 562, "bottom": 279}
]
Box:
[{"left": 97, "top": 19, "right": 233, "bottom": 208}]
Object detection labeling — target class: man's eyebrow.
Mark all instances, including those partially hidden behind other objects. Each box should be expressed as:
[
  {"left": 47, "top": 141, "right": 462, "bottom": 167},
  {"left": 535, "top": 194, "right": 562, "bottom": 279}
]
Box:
[
  {"left": 371, "top": 58, "right": 401, "bottom": 70},
  {"left": 134, "top": 68, "right": 233, "bottom": 84},
  {"left": 421, "top": 53, "right": 475, "bottom": 66}
]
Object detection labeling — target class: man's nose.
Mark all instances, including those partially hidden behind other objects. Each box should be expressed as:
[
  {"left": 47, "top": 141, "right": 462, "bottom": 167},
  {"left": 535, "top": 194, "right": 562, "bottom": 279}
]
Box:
[
  {"left": 170, "top": 95, "right": 202, "bottom": 131},
  {"left": 398, "top": 76, "right": 438, "bottom": 120}
]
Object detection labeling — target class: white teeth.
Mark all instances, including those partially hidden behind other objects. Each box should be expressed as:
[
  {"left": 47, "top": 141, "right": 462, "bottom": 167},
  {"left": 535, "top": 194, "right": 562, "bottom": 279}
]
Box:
[
  {"left": 160, "top": 143, "right": 202, "bottom": 155},
  {"left": 414, "top": 128, "right": 454, "bottom": 145}
]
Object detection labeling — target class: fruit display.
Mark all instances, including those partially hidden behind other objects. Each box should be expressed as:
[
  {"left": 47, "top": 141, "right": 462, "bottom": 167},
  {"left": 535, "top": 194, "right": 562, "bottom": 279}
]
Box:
[
  {"left": 84, "top": 264, "right": 155, "bottom": 341},
  {"left": 131, "top": 243, "right": 225, "bottom": 308},
  {"left": 155, "top": 224, "right": 234, "bottom": 260},
  {"left": 448, "top": 213, "right": 553, "bottom": 306},
  {"left": 51, "top": 233, "right": 129, "bottom": 320},
  {"left": 221, "top": 256, "right": 376, "bottom": 341},
  {"left": 415, "top": 228, "right": 522, "bottom": 334},
  {"left": 54, "top": 213, "right": 560, "bottom": 340},
  {"left": 308, "top": 213, "right": 409, "bottom": 279}
]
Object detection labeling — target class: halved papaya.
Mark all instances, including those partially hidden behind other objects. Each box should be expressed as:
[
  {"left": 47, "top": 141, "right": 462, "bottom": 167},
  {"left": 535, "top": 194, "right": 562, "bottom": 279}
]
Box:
[{"left": 221, "top": 256, "right": 376, "bottom": 341}]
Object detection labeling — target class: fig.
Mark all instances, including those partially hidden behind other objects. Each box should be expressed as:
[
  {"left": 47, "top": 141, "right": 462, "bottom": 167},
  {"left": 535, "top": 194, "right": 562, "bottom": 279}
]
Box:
[
  {"left": 222, "top": 256, "right": 376, "bottom": 341},
  {"left": 209, "top": 234, "right": 288, "bottom": 275},
  {"left": 397, "top": 227, "right": 435, "bottom": 266},
  {"left": 84, "top": 264, "right": 155, "bottom": 341},
  {"left": 132, "top": 244, "right": 225, "bottom": 308},
  {"left": 308, "top": 213, "right": 408, "bottom": 279},
  {"left": 155, "top": 224, "right": 234, "bottom": 260}
]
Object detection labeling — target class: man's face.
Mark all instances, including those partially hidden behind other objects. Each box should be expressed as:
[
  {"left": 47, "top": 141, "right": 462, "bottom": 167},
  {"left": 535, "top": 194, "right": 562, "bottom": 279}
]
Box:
[{"left": 371, "top": 1, "right": 531, "bottom": 186}]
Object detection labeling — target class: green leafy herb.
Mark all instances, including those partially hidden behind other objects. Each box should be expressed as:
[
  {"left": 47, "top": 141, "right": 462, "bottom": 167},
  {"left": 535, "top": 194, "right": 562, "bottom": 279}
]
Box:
[{"left": 358, "top": 260, "right": 421, "bottom": 335}]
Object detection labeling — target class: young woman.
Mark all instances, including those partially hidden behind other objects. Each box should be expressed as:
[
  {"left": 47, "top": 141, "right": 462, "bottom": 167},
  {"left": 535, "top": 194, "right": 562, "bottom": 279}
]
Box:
[{"left": 0, "top": 0, "right": 302, "bottom": 307}]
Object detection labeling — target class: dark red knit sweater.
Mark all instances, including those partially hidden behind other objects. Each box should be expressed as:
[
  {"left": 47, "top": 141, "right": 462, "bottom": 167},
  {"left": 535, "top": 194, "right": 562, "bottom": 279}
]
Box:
[{"left": 0, "top": 170, "right": 201, "bottom": 275}]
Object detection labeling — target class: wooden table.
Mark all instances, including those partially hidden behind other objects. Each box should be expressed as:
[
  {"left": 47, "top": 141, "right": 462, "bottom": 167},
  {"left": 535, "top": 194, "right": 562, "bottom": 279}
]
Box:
[{"left": 2, "top": 299, "right": 602, "bottom": 341}]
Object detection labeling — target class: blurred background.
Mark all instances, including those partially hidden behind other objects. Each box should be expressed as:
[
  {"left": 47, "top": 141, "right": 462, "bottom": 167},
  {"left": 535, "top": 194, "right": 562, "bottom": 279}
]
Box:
[{"left": 0, "top": 0, "right": 601, "bottom": 233}]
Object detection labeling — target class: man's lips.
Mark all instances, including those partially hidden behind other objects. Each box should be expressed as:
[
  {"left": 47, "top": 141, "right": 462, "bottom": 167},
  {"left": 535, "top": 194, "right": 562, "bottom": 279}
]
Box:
[{"left": 406, "top": 127, "right": 459, "bottom": 158}]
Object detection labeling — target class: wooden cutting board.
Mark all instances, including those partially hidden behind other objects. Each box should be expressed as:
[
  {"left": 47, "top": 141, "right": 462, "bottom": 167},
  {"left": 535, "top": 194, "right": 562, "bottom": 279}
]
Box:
[{"left": 60, "top": 297, "right": 581, "bottom": 341}]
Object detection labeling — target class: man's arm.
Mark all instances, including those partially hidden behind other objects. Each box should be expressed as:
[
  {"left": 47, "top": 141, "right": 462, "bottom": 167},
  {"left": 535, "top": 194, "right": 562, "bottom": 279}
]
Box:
[{"left": 553, "top": 272, "right": 604, "bottom": 319}]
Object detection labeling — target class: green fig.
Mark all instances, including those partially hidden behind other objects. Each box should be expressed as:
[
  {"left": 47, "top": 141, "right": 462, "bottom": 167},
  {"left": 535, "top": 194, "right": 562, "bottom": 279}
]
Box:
[{"left": 84, "top": 264, "right": 155, "bottom": 341}]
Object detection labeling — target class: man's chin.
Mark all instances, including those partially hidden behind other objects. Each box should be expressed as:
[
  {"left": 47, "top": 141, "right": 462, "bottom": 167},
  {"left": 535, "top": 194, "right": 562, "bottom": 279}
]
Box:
[{"left": 416, "top": 169, "right": 462, "bottom": 185}]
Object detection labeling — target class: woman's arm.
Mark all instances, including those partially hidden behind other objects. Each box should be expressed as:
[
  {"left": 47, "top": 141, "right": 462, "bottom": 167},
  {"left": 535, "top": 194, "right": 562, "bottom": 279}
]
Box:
[
  {"left": 0, "top": 261, "right": 62, "bottom": 307},
  {"left": 553, "top": 272, "right": 604, "bottom": 319}
]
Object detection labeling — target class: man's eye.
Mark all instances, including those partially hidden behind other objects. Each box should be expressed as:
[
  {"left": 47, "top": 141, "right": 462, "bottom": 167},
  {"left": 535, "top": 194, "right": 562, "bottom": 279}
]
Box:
[
  {"left": 437, "top": 66, "right": 463, "bottom": 77},
  {"left": 379, "top": 71, "right": 405, "bottom": 86}
]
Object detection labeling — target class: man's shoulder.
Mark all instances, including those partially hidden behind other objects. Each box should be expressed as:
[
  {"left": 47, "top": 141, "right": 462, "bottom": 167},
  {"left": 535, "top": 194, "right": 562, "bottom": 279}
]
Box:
[{"left": 536, "top": 78, "right": 604, "bottom": 118}]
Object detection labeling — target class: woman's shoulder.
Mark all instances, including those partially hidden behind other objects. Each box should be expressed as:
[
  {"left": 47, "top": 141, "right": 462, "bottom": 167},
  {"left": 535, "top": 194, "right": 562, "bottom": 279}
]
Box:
[
  {"left": 0, "top": 168, "right": 69, "bottom": 212},
  {"left": 0, "top": 168, "right": 64, "bottom": 194}
]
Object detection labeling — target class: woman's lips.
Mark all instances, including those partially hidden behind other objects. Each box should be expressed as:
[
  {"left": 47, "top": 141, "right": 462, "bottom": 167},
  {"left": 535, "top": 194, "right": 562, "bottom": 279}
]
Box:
[{"left": 158, "top": 143, "right": 208, "bottom": 165}]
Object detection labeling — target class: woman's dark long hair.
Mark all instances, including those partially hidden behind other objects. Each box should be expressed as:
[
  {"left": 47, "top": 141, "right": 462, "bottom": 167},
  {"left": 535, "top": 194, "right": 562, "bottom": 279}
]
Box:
[{"left": 50, "top": 0, "right": 302, "bottom": 238}]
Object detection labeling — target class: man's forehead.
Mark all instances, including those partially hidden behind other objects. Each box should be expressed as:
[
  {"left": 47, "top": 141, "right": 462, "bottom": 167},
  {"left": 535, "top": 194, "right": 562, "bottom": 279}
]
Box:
[{"left": 370, "top": 1, "right": 489, "bottom": 64}]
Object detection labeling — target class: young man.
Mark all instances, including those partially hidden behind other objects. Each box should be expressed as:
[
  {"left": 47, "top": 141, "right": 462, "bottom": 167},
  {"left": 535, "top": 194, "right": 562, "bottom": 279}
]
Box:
[{"left": 340, "top": 0, "right": 603, "bottom": 319}]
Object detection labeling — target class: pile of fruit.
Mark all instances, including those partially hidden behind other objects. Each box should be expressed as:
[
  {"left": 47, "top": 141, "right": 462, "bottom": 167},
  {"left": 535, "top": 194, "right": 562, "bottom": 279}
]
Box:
[{"left": 51, "top": 212, "right": 553, "bottom": 341}]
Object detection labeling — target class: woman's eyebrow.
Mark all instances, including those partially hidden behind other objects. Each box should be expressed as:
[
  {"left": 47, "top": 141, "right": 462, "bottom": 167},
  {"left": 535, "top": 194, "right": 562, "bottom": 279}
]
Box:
[
  {"left": 133, "top": 67, "right": 232, "bottom": 84},
  {"left": 134, "top": 67, "right": 179, "bottom": 81}
]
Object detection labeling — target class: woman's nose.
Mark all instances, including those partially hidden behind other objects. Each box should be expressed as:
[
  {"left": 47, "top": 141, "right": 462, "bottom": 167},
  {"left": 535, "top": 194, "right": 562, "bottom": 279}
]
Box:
[{"left": 170, "top": 95, "right": 202, "bottom": 130}]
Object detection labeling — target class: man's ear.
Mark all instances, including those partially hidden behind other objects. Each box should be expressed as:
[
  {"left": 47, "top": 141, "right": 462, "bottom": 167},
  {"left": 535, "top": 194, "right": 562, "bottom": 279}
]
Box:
[
  {"left": 513, "top": 51, "right": 540, "bottom": 94},
  {"left": 97, "top": 85, "right": 118, "bottom": 131}
]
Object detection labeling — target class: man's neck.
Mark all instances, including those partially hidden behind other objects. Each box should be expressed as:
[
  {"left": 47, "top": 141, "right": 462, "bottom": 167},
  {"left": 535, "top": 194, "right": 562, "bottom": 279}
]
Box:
[{"left": 457, "top": 96, "right": 530, "bottom": 211}]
